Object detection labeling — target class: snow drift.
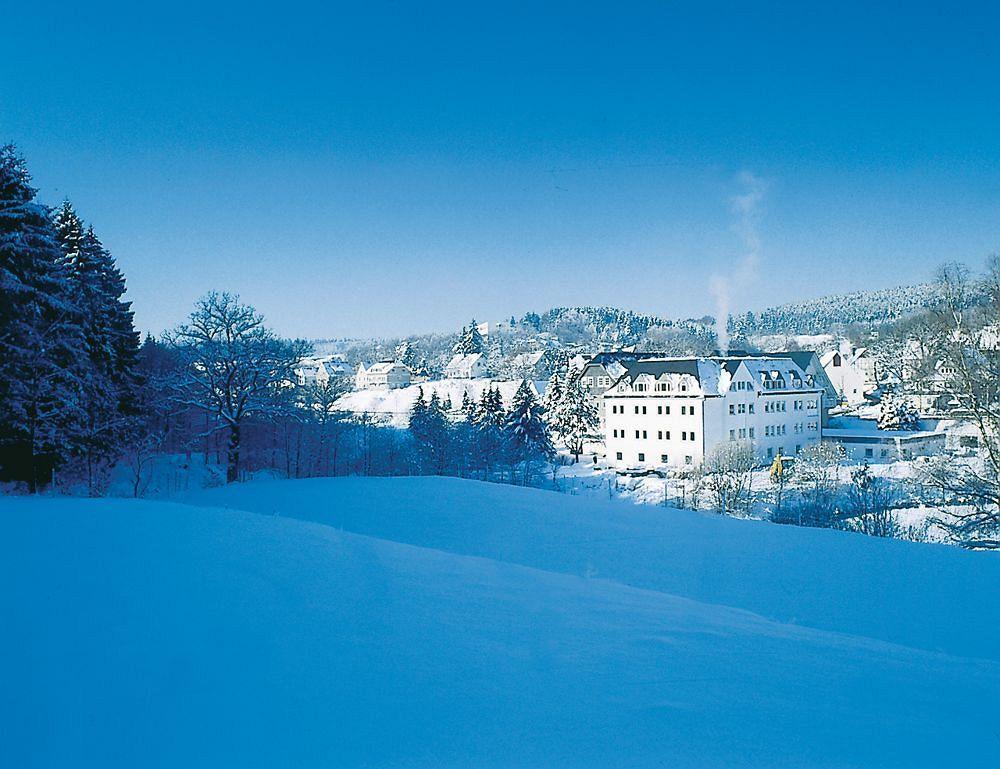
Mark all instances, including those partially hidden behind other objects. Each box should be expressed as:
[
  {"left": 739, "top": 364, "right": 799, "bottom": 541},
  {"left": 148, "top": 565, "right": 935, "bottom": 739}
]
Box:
[{"left": 2, "top": 478, "right": 998, "bottom": 768}]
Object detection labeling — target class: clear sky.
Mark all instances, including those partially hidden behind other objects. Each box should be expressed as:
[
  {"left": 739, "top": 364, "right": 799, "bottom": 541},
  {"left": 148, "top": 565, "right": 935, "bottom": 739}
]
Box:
[{"left": 2, "top": 1, "right": 998, "bottom": 339}]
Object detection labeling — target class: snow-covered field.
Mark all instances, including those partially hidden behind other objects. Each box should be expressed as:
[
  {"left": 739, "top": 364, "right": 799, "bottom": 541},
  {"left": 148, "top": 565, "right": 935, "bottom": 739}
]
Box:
[{"left": 3, "top": 478, "right": 998, "bottom": 767}]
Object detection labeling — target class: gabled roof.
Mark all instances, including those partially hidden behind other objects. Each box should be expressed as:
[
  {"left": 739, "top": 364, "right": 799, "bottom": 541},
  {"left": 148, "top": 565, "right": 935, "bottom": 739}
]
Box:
[
  {"left": 446, "top": 352, "right": 482, "bottom": 370},
  {"left": 584, "top": 350, "right": 664, "bottom": 369},
  {"left": 364, "top": 361, "right": 406, "bottom": 374},
  {"left": 620, "top": 359, "right": 703, "bottom": 382}
]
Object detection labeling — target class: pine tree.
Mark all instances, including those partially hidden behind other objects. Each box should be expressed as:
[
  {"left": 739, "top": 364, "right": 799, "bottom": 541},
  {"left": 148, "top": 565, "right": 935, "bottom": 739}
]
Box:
[
  {"left": 552, "top": 373, "right": 599, "bottom": 462},
  {"left": 540, "top": 371, "right": 564, "bottom": 418},
  {"left": 51, "top": 203, "right": 141, "bottom": 491},
  {"left": 0, "top": 145, "right": 89, "bottom": 491},
  {"left": 471, "top": 386, "right": 506, "bottom": 479},
  {"left": 454, "top": 319, "right": 485, "bottom": 354},
  {"left": 504, "top": 380, "right": 553, "bottom": 483},
  {"left": 877, "top": 391, "right": 920, "bottom": 431},
  {"left": 409, "top": 387, "right": 428, "bottom": 433},
  {"left": 460, "top": 389, "right": 476, "bottom": 421}
]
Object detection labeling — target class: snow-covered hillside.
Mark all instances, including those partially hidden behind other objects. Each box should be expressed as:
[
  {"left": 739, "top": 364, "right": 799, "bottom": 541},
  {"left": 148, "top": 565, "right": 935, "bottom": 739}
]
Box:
[
  {"left": 334, "top": 378, "right": 536, "bottom": 425},
  {"left": 3, "top": 478, "right": 998, "bottom": 768}
]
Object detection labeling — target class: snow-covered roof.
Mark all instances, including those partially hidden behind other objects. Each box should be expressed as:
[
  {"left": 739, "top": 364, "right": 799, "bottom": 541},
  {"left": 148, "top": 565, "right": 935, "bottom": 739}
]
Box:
[
  {"left": 511, "top": 351, "right": 547, "bottom": 367},
  {"left": 608, "top": 356, "right": 818, "bottom": 397},
  {"left": 824, "top": 415, "right": 944, "bottom": 441},
  {"left": 364, "top": 361, "right": 407, "bottom": 374},
  {"left": 445, "top": 353, "right": 482, "bottom": 370}
]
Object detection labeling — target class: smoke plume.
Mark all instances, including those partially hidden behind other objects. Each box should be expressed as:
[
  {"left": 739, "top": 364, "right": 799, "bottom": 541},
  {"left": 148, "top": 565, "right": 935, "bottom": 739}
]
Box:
[{"left": 711, "top": 171, "right": 767, "bottom": 354}]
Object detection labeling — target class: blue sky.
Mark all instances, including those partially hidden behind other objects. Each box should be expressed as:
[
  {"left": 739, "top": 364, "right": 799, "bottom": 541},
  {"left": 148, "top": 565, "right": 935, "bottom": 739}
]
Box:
[{"left": 2, "top": 1, "right": 998, "bottom": 338}]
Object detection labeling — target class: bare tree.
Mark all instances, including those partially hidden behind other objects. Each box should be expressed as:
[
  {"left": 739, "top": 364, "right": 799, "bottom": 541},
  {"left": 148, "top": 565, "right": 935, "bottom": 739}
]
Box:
[
  {"left": 784, "top": 442, "right": 843, "bottom": 527},
  {"left": 918, "top": 258, "right": 1000, "bottom": 547},
  {"left": 700, "top": 440, "right": 756, "bottom": 517},
  {"left": 843, "top": 462, "right": 901, "bottom": 538},
  {"left": 165, "top": 293, "right": 311, "bottom": 483}
]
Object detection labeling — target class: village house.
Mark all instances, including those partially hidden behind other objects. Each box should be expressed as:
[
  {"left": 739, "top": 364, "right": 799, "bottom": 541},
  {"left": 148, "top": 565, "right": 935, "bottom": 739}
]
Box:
[
  {"left": 509, "top": 350, "right": 557, "bottom": 380},
  {"left": 821, "top": 345, "right": 880, "bottom": 405},
  {"left": 354, "top": 361, "right": 411, "bottom": 390},
  {"left": 295, "top": 356, "right": 354, "bottom": 387},
  {"left": 602, "top": 357, "right": 824, "bottom": 470},
  {"left": 444, "top": 352, "right": 488, "bottom": 379}
]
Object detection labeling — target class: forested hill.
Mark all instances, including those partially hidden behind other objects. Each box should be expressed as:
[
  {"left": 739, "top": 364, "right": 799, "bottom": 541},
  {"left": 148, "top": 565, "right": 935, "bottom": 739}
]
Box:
[
  {"left": 729, "top": 283, "right": 947, "bottom": 336},
  {"left": 518, "top": 306, "right": 711, "bottom": 346}
]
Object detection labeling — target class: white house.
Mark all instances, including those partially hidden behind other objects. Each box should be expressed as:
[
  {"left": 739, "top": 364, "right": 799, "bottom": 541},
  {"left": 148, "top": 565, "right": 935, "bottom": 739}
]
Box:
[
  {"left": 602, "top": 357, "right": 824, "bottom": 470},
  {"left": 295, "top": 356, "right": 353, "bottom": 387},
  {"left": 509, "top": 350, "right": 556, "bottom": 380},
  {"left": 355, "top": 361, "right": 411, "bottom": 390},
  {"left": 444, "top": 352, "right": 488, "bottom": 379},
  {"left": 821, "top": 345, "right": 878, "bottom": 405}
]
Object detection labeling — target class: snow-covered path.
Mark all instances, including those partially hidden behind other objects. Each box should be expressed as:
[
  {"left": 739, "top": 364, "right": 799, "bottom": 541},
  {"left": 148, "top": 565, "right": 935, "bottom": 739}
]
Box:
[{"left": 2, "top": 480, "right": 998, "bottom": 768}]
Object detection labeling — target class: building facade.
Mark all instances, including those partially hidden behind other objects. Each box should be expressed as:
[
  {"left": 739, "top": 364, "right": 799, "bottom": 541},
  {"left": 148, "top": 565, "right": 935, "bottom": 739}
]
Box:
[
  {"left": 355, "top": 361, "right": 411, "bottom": 390},
  {"left": 602, "top": 357, "right": 824, "bottom": 469},
  {"left": 444, "top": 353, "right": 488, "bottom": 379}
]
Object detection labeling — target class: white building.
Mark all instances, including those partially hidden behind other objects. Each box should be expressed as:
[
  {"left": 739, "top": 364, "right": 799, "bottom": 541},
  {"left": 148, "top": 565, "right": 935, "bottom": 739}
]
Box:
[
  {"left": 509, "top": 350, "right": 555, "bottom": 380},
  {"left": 602, "top": 357, "right": 824, "bottom": 470},
  {"left": 821, "top": 345, "right": 878, "bottom": 405},
  {"left": 295, "top": 356, "right": 354, "bottom": 387},
  {"left": 444, "top": 352, "right": 488, "bottom": 379},
  {"left": 355, "top": 361, "right": 411, "bottom": 390},
  {"left": 823, "top": 415, "right": 947, "bottom": 462}
]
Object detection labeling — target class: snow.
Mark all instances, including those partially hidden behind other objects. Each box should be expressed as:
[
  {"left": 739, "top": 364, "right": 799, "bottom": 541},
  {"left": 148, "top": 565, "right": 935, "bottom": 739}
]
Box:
[
  {"left": 3, "top": 478, "right": 998, "bottom": 767},
  {"left": 333, "top": 378, "right": 532, "bottom": 425}
]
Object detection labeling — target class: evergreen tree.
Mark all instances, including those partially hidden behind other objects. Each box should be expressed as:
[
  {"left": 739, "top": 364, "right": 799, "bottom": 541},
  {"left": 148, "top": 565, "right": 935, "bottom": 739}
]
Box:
[
  {"left": 0, "top": 145, "right": 89, "bottom": 491},
  {"left": 454, "top": 319, "right": 485, "bottom": 354},
  {"left": 877, "top": 391, "right": 920, "bottom": 431},
  {"left": 410, "top": 389, "right": 451, "bottom": 473},
  {"left": 51, "top": 203, "right": 141, "bottom": 490},
  {"left": 409, "top": 387, "right": 428, "bottom": 434},
  {"left": 504, "top": 381, "right": 553, "bottom": 483},
  {"left": 540, "top": 371, "right": 564, "bottom": 417},
  {"left": 460, "top": 389, "right": 476, "bottom": 421},
  {"left": 552, "top": 373, "right": 599, "bottom": 462}
]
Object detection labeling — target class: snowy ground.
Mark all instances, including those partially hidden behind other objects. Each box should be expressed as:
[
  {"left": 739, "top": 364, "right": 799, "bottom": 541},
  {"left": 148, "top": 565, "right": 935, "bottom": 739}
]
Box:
[{"left": 3, "top": 477, "right": 998, "bottom": 768}]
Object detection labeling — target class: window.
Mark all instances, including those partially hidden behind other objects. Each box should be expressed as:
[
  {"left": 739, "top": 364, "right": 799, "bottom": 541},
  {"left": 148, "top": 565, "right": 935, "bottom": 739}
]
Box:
[
  {"left": 681, "top": 405, "right": 686, "bottom": 415},
  {"left": 749, "top": 428, "right": 755, "bottom": 438},
  {"left": 642, "top": 430, "right": 647, "bottom": 439},
  {"left": 865, "top": 448, "right": 874, "bottom": 458},
  {"left": 682, "top": 431, "right": 687, "bottom": 440},
  {"left": 690, "top": 432, "right": 696, "bottom": 441},
  {"left": 642, "top": 406, "right": 647, "bottom": 415},
  {"left": 767, "top": 447, "right": 773, "bottom": 458},
  {"left": 657, "top": 406, "right": 663, "bottom": 415},
  {"left": 748, "top": 404, "right": 755, "bottom": 414},
  {"left": 665, "top": 406, "right": 670, "bottom": 415},
  {"left": 634, "top": 406, "right": 639, "bottom": 415},
  {"left": 665, "top": 431, "right": 671, "bottom": 439},
  {"left": 616, "top": 452, "right": 622, "bottom": 460},
  {"left": 729, "top": 429, "right": 736, "bottom": 440},
  {"left": 729, "top": 405, "right": 735, "bottom": 415},
  {"left": 661, "top": 454, "right": 668, "bottom": 462},
  {"left": 638, "top": 453, "right": 645, "bottom": 462},
  {"left": 684, "top": 455, "right": 693, "bottom": 464},
  {"left": 658, "top": 431, "right": 663, "bottom": 439},
  {"left": 635, "top": 430, "right": 640, "bottom": 439},
  {"left": 690, "top": 405, "right": 696, "bottom": 416}
]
